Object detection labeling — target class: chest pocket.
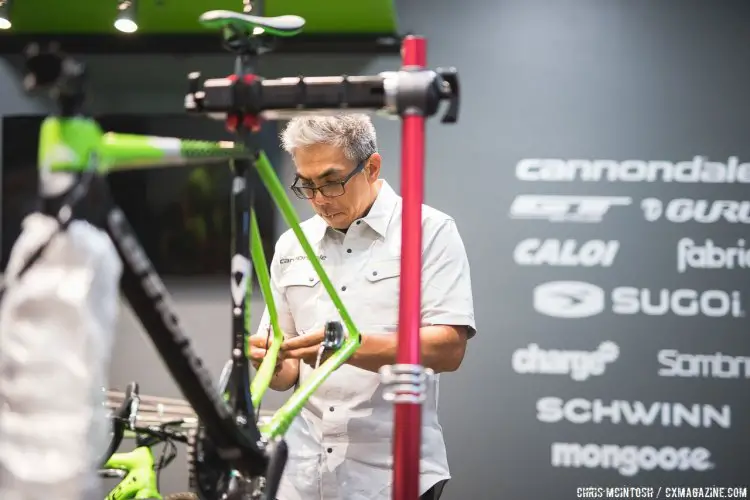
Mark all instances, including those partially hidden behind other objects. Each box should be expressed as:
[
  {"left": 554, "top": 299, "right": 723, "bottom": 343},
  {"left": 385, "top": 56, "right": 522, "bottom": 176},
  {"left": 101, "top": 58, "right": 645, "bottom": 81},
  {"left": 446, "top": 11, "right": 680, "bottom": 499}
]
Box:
[
  {"left": 279, "top": 263, "right": 322, "bottom": 332},
  {"left": 363, "top": 257, "right": 401, "bottom": 327}
]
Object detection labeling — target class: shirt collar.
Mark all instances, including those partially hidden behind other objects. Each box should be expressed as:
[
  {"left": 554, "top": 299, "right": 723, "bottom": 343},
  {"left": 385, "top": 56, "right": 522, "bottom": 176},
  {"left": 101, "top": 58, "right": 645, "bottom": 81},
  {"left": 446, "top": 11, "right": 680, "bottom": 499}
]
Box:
[{"left": 309, "top": 179, "right": 398, "bottom": 243}]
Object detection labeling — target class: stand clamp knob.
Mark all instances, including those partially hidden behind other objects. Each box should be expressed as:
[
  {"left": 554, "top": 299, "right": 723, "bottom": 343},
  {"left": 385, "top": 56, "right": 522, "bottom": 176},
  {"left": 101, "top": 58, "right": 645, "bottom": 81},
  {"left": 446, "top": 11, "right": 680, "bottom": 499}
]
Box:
[{"left": 379, "top": 364, "right": 434, "bottom": 404}]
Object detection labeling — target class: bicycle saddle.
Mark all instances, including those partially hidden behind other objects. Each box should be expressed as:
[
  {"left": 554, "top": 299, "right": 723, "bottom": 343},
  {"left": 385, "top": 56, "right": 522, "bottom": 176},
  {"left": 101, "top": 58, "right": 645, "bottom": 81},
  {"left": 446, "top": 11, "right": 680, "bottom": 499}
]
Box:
[
  {"left": 198, "top": 10, "right": 305, "bottom": 37},
  {"left": 98, "top": 381, "right": 140, "bottom": 466}
]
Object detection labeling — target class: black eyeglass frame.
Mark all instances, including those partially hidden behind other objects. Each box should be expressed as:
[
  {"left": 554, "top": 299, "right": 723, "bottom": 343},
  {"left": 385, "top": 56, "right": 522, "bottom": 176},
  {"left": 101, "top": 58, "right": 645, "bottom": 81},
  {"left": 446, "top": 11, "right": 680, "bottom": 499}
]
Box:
[{"left": 290, "top": 158, "right": 368, "bottom": 200}]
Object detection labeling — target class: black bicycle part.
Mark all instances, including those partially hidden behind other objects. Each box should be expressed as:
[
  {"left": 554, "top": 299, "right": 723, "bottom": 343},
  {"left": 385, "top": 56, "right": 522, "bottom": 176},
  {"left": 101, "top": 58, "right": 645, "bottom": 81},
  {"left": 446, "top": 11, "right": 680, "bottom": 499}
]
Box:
[
  {"left": 222, "top": 22, "right": 276, "bottom": 66},
  {"left": 135, "top": 420, "right": 190, "bottom": 448},
  {"left": 133, "top": 420, "right": 187, "bottom": 480},
  {"left": 261, "top": 439, "right": 288, "bottom": 500},
  {"left": 47, "top": 174, "right": 273, "bottom": 476},
  {"left": 188, "top": 424, "right": 231, "bottom": 500},
  {"left": 190, "top": 40, "right": 273, "bottom": 496},
  {"left": 189, "top": 157, "right": 260, "bottom": 500},
  {"left": 22, "top": 42, "right": 87, "bottom": 117},
  {"left": 322, "top": 321, "right": 345, "bottom": 351},
  {"left": 184, "top": 67, "right": 460, "bottom": 123},
  {"left": 190, "top": 132, "right": 269, "bottom": 500},
  {"left": 99, "top": 381, "right": 139, "bottom": 466},
  {"left": 227, "top": 157, "right": 256, "bottom": 424}
]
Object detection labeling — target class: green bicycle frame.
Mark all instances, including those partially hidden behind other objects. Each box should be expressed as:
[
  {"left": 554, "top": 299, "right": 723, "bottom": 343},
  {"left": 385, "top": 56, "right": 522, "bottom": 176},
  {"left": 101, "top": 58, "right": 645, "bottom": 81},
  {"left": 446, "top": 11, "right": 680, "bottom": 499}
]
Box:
[
  {"left": 39, "top": 115, "right": 362, "bottom": 439},
  {"left": 245, "top": 151, "right": 362, "bottom": 439},
  {"left": 103, "top": 447, "right": 160, "bottom": 500}
]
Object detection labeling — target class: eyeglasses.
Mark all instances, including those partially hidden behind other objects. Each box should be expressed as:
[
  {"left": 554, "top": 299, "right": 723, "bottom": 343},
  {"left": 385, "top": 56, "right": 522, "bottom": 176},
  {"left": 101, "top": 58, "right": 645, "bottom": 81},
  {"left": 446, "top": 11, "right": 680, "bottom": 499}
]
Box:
[{"left": 290, "top": 159, "right": 367, "bottom": 200}]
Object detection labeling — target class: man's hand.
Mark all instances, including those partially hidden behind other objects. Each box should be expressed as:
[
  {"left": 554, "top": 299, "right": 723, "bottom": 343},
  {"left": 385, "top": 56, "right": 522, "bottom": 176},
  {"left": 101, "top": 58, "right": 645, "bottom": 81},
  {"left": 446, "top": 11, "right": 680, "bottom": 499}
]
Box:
[
  {"left": 281, "top": 328, "right": 330, "bottom": 367},
  {"left": 249, "top": 334, "right": 283, "bottom": 374}
]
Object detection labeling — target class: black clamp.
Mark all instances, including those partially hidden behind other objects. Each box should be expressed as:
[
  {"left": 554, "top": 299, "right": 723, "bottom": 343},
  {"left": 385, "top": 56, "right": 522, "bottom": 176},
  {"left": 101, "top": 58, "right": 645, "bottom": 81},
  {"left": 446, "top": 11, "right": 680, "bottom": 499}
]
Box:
[
  {"left": 22, "top": 42, "right": 88, "bottom": 117},
  {"left": 321, "top": 321, "right": 345, "bottom": 351},
  {"left": 380, "top": 67, "right": 460, "bottom": 122}
]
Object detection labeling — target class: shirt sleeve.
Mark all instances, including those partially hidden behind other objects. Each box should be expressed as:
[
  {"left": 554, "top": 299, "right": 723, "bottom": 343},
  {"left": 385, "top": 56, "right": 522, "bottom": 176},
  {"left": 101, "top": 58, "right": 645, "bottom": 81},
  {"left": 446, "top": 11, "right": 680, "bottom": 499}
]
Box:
[
  {"left": 421, "top": 218, "right": 477, "bottom": 338},
  {"left": 255, "top": 241, "right": 298, "bottom": 340}
]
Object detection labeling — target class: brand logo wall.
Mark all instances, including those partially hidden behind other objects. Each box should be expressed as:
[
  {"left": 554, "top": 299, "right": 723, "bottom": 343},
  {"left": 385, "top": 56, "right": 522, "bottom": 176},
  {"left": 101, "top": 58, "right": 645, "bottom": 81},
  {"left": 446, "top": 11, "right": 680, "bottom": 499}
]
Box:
[
  {"left": 512, "top": 342, "right": 619, "bottom": 381},
  {"left": 509, "top": 195, "right": 632, "bottom": 223},
  {"left": 536, "top": 397, "right": 731, "bottom": 428},
  {"left": 516, "top": 156, "right": 750, "bottom": 183},
  {"left": 641, "top": 198, "right": 750, "bottom": 223},
  {"left": 550, "top": 443, "right": 714, "bottom": 477},
  {"left": 677, "top": 238, "right": 750, "bottom": 273},
  {"left": 658, "top": 349, "right": 750, "bottom": 379},
  {"left": 514, "top": 239, "right": 620, "bottom": 267},
  {"left": 533, "top": 281, "right": 744, "bottom": 318}
]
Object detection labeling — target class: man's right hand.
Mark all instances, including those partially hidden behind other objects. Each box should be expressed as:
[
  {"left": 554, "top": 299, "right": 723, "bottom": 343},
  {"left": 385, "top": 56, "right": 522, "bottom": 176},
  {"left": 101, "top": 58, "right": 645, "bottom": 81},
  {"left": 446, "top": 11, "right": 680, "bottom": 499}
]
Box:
[{"left": 249, "top": 334, "right": 283, "bottom": 373}]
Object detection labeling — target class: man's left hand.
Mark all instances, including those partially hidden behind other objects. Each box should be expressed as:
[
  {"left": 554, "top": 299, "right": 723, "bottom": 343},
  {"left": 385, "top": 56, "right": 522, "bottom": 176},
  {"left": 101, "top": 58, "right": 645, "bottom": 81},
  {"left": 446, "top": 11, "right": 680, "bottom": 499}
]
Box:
[{"left": 281, "top": 328, "right": 331, "bottom": 367}]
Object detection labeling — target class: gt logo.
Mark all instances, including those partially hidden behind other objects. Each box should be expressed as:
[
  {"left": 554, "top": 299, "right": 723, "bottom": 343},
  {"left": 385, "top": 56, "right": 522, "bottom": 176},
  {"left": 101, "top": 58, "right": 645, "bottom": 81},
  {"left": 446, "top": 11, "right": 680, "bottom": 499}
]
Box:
[
  {"left": 533, "top": 281, "right": 606, "bottom": 318},
  {"left": 509, "top": 195, "right": 632, "bottom": 223}
]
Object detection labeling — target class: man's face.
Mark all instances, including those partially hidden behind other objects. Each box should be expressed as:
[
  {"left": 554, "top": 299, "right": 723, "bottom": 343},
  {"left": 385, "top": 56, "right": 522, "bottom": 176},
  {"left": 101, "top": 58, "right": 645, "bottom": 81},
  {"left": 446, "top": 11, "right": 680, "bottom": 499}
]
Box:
[{"left": 293, "top": 144, "right": 380, "bottom": 229}]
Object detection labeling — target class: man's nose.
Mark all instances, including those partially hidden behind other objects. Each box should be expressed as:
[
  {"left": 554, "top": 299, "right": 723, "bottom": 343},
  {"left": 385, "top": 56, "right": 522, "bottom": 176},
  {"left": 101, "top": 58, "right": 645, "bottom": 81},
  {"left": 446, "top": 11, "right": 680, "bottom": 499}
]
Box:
[{"left": 311, "top": 191, "right": 330, "bottom": 205}]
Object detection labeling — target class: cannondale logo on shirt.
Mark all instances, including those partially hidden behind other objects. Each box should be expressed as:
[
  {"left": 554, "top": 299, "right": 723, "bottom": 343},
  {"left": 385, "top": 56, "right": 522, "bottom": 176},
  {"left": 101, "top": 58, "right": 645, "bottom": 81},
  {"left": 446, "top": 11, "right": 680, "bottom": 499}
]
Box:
[{"left": 533, "top": 281, "right": 606, "bottom": 318}]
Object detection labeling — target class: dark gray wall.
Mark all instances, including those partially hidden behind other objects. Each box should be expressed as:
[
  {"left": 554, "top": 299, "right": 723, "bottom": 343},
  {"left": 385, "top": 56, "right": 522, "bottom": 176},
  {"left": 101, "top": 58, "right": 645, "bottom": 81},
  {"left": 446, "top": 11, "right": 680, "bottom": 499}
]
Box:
[{"left": 3, "top": 1, "right": 750, "bottom": 498}]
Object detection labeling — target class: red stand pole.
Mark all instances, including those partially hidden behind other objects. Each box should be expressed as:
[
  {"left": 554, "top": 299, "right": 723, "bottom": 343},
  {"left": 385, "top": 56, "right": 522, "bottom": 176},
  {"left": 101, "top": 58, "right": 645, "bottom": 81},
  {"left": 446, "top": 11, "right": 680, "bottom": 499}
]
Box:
[{"left": 392, "top": 34, "right": 427, "bottom": 500}]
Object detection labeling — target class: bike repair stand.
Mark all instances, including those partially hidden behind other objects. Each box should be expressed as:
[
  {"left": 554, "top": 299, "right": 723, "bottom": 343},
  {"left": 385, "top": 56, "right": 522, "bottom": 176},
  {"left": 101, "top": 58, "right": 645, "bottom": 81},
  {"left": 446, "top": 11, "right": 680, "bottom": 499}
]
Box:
[
  {"left": 211, "top": 20, "right": 285, "bottom": 500},
  {"left": 183, "top": 24, "right": 460, "bottom": 499}
]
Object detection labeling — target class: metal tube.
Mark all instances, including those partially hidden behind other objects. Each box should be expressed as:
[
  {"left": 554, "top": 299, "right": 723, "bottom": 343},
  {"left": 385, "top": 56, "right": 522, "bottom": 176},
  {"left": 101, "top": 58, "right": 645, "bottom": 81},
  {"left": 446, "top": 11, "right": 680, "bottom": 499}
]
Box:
[{"left": 392, "top": 34, "right": 427, "bottom": 500}]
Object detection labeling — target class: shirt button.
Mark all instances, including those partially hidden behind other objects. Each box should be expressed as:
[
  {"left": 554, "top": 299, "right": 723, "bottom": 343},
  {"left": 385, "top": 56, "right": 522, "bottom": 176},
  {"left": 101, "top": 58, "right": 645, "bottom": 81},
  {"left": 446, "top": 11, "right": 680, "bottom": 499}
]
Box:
[
  {"left": 309, "top": 277, "right": 314, "bottom": 282},
  {"left": 327, "top": 447, "right": 333, "bottom": 453},
  {"left": 356, "top": 221, "right": 361, "bottom": 225},
  {"left": 329, "top": 406, "right": 335, "bottom": 412},
  {"left": 346, "top": 248, "right": 352, "bottom": 253},
  {"left": 341, "top": 286, "right": 347, "bottom": 291},
  {"left": 372, "top": 271, "right": 378, "bottom": 276}
]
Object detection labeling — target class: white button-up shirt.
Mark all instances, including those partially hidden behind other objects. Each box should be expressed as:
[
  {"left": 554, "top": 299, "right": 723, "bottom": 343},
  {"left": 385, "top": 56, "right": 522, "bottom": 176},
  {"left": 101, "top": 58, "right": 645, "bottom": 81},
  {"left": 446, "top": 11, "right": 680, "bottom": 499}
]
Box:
[{"left": 257, "top": 179, "right": 476, "bottom": 500}]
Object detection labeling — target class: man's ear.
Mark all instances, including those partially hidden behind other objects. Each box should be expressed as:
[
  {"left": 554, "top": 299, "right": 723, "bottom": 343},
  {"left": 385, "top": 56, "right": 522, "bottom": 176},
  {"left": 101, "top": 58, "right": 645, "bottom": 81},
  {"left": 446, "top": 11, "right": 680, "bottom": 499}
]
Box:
[{"left": 366, "top": 153, "right": 382, "bottom": 182}]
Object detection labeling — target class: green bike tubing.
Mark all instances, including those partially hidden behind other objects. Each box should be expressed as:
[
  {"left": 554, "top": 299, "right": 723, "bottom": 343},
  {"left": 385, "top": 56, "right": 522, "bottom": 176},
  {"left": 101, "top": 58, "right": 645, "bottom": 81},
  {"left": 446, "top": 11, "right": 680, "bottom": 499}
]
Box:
[
  {"left": 104, "top": 447, "right": 161, "bottom": 500},
  {"left": 251, "top": 151, "right": 362, "bottom": 439},
  {"left": 248, "top": 208, "right": 284, "bottom": 408},
  {"left": 38, "top": 117, "right": 247, "bottom": 173}
]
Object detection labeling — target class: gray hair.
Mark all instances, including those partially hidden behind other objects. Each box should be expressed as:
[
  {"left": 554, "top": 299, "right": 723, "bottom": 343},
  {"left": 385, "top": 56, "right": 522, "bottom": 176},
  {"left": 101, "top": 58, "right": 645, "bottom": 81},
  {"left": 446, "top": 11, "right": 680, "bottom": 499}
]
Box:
[{"left": 280, "top": 114, "right": 377, "bottom": 163}]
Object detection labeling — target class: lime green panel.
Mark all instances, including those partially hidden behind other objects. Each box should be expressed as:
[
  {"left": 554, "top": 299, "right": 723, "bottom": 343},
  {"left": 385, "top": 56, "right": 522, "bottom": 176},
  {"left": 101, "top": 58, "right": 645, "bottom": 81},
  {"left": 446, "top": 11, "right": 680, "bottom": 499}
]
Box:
[
  {"left": 6, "top": 0, "right": 397, "bottom": 34},
  {"left": 264, "top": 0, "right": 397, "bottom": 33},
  {"left": 8, "top": 0, "right": 243, "bottom": 34}
]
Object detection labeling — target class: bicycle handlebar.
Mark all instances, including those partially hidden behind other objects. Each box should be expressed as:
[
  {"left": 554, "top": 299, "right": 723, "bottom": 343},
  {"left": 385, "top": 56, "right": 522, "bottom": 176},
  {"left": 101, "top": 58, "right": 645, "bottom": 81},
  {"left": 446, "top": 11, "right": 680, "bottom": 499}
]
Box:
[
  {"left": 99, "top": 381, "right": 139, "bottom": 466},
  {"left": 133, "top": 420, "right": 191, "bottom": 447}
]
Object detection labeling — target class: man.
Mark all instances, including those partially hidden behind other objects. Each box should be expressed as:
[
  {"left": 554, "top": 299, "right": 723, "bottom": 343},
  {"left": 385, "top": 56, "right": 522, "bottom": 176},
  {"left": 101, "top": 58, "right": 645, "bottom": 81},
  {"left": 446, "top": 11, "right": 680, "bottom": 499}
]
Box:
[{"left": 250, "top": 114, "right": 475, "bottom": 500}]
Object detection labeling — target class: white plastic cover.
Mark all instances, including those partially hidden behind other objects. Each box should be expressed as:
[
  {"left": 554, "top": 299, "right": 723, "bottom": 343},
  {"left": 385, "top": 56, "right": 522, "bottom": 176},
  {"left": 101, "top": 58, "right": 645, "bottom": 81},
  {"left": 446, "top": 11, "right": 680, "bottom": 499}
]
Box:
[{"left": 0, "top": 213, "right": 122, "bottom": 500}]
